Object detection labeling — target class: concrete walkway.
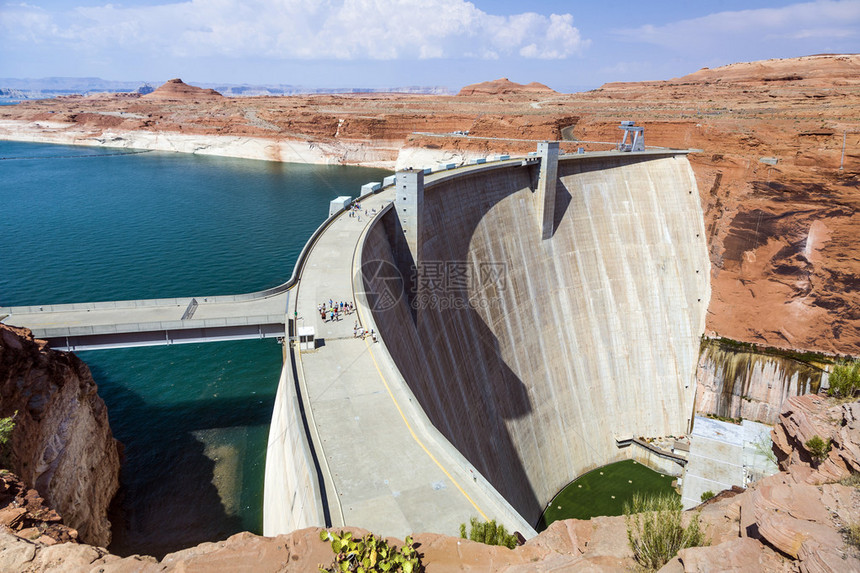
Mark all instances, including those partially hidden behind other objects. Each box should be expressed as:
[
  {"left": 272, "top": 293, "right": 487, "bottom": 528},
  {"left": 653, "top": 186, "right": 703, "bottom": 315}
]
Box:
[{"left": 293, "top": 187, "right": 532, "bottom": 539}]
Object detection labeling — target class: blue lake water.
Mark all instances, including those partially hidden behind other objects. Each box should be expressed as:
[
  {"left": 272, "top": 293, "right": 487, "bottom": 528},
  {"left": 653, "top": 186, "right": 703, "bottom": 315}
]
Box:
[{"left": 0, "top": 140, "right": 391, "bottom": 556}]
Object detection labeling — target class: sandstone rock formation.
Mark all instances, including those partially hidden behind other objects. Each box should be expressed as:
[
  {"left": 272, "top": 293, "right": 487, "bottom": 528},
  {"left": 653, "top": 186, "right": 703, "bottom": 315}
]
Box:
[
  {"left": 2, "top": 394, "right": 857, "bottom": 571},
  {"left": 771, "top": 393, "right": 860, "bottom": 481},
  {"left": 695, "top": 339, "right": 826, "bottom": 424},
  {"left": 673, "top": 54, "right": 860, "bottom": 86},
  {"left": 0, "top": 324, "right": 120, "bottom": 547},
  {"left": 457, "top": 78, "right": 557, "bottom": 96},
  {"left": 0, "top": 471, "right": 79, "bottom": 545},
  {"left": 141, "top": 78, "right": 223, "bottom": 100},
  {"left": 0, "top": 55, "right": 856, "bottom": 355}
]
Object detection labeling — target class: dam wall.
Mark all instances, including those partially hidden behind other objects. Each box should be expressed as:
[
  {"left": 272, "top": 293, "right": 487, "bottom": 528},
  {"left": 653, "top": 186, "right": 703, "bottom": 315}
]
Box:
[
  {"left": 695, "top": 339, "right": 827, "bottom": 425},
  {"left": 262, "top": 352, "right": 326, "bottom": 535},
  {"left": 361, "top": 152, "right": 710, "bottom": 523}
]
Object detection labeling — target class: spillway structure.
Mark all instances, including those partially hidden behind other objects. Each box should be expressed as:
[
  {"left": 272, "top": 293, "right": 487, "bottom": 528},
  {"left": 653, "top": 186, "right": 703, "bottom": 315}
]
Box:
[{"left": 356, "top": 147, "right": 710, "bottom": 525}]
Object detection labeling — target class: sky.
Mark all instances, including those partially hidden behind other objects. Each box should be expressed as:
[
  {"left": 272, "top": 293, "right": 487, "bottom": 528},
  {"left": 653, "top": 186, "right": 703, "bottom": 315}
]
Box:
[{"left": 1, "top": 0, "right": 858, "bottom": 92}]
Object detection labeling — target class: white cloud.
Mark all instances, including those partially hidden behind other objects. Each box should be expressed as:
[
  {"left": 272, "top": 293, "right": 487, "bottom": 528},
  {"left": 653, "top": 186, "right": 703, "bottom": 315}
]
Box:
[
  {"left": 0, "top": 0, "right": 589, "bottom": 60},
  {"left": 614, "top": 0, "right": 860, "bottom": 51}
]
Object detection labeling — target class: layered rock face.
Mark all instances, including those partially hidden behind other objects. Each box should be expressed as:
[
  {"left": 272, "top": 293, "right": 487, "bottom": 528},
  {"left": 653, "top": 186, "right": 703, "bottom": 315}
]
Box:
[
  {"left": 695, "top": 339, "right": 826, "bottom": 424},
  {"left": 771, "top": 393, "right": 860, "bottom": 480},
  {"left": 0, "top": 471, "right": 79, "bottom": 545},
  {"left": 0, "top": 324, "right": 120, "bottom": 547}
]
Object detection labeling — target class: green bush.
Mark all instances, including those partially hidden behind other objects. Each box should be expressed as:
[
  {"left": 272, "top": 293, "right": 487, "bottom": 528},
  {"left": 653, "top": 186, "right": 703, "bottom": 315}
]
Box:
[
  {"left": 319, "top": 530, "right": 419, "bottom": 573},
  {"left": 700, "top": 491, "right": 715, "bottom": 502},
  {"left": 847, "top": 522, "right": 860, "bottom": 549},
  {"left": 828, "top": 360, "right": 860, "bottom": 398},
  {"left": 839, "top": 472, "right": 860, "bottom": 489},
  {"left": 805, "top": 435, "right": 832, "bottom": 464},
  {"left": 0, "top": 412, "right": 16, "bottom": 469},
  {"left": 624, "top": 493, "right": 709, "bottom": 572},
  {"left": 751, "top": 433, "right": 777, "bottom": 465},
  {"left": 460, "top": 517, "right": 517, "bottom": 549}
]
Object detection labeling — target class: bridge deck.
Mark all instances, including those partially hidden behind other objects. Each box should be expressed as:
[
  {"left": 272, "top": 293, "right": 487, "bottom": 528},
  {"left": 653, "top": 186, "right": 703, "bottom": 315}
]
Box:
[{"left": 0, "top": 292, "right": 288, "bottom": 349}]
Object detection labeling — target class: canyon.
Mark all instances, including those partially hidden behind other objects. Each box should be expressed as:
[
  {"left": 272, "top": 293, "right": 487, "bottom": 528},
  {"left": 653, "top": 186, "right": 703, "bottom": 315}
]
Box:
[{"left": 0, "top": 54, "right": 858, "bottom": 569}]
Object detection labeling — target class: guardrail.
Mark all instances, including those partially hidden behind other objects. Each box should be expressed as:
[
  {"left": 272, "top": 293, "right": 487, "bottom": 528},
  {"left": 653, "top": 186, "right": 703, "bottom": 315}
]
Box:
[{"left": 34, "top": 313, "right": 288, "bottom": 339}]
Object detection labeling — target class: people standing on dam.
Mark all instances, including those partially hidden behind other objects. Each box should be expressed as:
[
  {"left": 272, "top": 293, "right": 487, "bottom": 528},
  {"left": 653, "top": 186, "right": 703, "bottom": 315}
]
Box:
[{"left": 319, "top": 300, "right": 355, "bottom": 323}]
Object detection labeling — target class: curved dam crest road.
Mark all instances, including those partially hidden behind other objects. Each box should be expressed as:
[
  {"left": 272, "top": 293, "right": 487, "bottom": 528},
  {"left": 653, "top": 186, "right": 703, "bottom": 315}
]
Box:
[
  {"left": 269, "top": 161, "right": 536, "bottom": 540},
  {"left": 269, "top": 149, "right": 710, "bottom": 541}
]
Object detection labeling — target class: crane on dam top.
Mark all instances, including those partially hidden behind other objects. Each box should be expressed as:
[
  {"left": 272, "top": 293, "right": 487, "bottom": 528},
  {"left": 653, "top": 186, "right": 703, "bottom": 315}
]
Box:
[{"left": 617, "top": 121, "right": 645, "bottom": 152}]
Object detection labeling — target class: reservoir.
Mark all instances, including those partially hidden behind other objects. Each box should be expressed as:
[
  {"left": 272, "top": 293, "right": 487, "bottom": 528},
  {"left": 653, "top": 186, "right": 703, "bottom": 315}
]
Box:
[{"left": 0, "top": 140, "right": 390, "bottom": 556}]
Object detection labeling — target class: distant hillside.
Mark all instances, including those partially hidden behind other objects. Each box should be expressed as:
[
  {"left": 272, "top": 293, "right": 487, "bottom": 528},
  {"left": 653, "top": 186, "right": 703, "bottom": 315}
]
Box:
[
  {"left": 142, "top": 78, "right": 222, "bottom": 100},
  {"left": 458, "top": 78, "right": 557, "bottom": 96},
  {"left": 0, "top": 76, "right": 452, "bottom": 100}
]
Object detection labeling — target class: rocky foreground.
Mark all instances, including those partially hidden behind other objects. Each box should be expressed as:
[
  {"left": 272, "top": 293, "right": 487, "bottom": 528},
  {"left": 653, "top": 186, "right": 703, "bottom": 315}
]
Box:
[
  {"left": 0, "top": 392, "right": 857, "bottom": 572},
  {"left": 0, "top": 325, "right": 120, "bottom": 547},
  {"left": 1, "top": 55, "right": 858, "bottom": 356}
]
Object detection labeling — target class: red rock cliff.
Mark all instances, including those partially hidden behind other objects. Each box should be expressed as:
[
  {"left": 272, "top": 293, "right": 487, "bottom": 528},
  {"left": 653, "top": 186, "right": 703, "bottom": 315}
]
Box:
[{"left": 0, "top": 324, "right": 120, "bottom": 547}]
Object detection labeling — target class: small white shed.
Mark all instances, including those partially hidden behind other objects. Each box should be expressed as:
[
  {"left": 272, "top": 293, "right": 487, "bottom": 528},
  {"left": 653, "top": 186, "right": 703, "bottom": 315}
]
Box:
[{"left": 298, "top": 326, "right": 316, "bottom": 351}]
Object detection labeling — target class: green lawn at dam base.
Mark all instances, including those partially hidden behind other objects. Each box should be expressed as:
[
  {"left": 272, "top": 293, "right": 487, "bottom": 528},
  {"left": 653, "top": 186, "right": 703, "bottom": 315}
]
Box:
[{"left": 537, "top": 460, "right": 677, "bottom": 530}]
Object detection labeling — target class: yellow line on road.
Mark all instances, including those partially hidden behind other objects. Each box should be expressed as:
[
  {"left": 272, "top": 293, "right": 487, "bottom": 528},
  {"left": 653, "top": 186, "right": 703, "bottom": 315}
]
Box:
[
  {"left": 350, "top": 192, "right": 488, "bottom": 521},
  {"left": 362, "top": 335, "right": 489, "bottom": 521}
]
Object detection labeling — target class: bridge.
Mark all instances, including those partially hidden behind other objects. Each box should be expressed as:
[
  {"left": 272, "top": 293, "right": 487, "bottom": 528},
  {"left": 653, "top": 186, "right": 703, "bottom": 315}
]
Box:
[
  {"left": 0, "top": 289, "right": 289, "bottom": 351},
  {"left": 0, "top": 164, "right": 355, "bottom": 351}
]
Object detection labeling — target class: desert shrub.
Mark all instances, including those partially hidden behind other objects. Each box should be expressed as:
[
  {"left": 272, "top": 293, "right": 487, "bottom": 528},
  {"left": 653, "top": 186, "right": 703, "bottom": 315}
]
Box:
[
  {"left": 828, "top": 360, "right": 860, "bottom": 398},
  {"left": 460, "top": 517, "right": 517, "bottom": 549},
  {"left": 805, "top": 435, "right": 832, "bottom": 464},
  {"left": 700, "top": 491, "right": 715, "bottom": 502},
  {"left": 318, "top": 530, "right": 419, "bottom": 573},
  {"left": 624, "top": 493, "right": 708, "bottom": 572},
  {"left": 839, "top": 472, "right": 860, "bottom": 489},
  {"left": 751, "top": 433, "right": 777, "bottom": 465},
  {"left": 847, "top": 522, "right": 860, "bottom": 549},
  {"left": 0, "top": 412, "right": 16, "bottom": 468}
]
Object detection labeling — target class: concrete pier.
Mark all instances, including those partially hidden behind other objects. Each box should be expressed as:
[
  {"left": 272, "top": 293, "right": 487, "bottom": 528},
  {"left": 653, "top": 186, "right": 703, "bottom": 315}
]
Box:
[{"left": 394, "top": 168, "right": 425, "bottom": 266}]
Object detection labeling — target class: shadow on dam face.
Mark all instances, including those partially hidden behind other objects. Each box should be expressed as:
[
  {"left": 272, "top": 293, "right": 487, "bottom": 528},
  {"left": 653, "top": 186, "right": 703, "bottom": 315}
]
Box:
[{"left": 360, "top": 154, "right": 709, "bottom": 525}]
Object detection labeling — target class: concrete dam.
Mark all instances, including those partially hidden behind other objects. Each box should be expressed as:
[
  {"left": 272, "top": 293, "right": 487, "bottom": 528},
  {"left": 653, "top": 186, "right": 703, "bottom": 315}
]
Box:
[
  {"left": 358, "top": 149, "right": 710, "bottom": 525},
  {"left": 3, "top": 141, "right": 711, "bottom": 539}
]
